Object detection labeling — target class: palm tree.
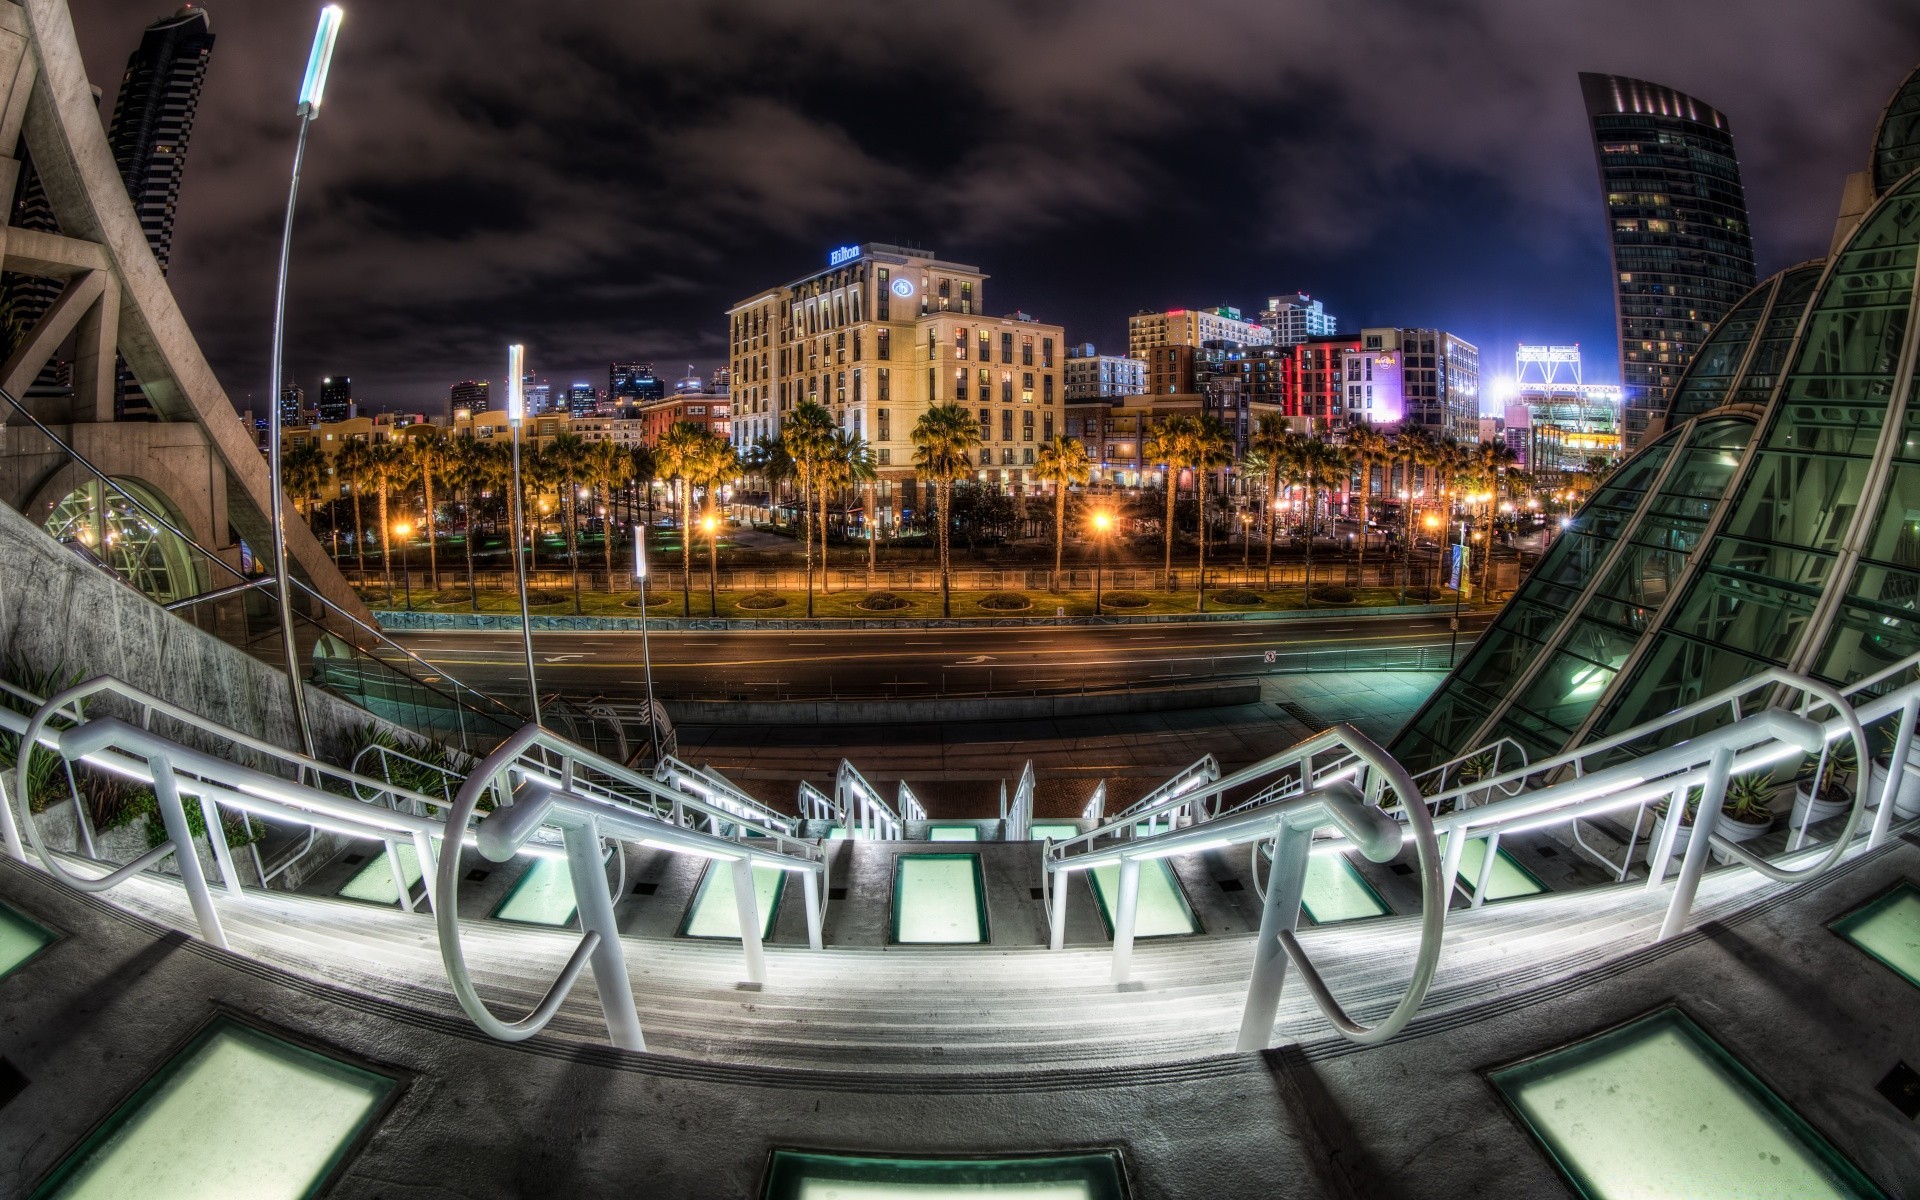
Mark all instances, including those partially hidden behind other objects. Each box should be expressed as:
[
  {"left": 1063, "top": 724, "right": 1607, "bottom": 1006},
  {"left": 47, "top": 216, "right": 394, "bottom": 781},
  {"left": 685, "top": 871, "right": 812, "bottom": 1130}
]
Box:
[
  {"left": 364, "top": 439, "right": 416, "bottom": 598},
  {"left": 335, "top": 437, "right": 370, "bottom": 576},
  {"left": 911, "top": 403, "right": 982, "bottom": 617},
  {"left": 1395, "top": 427, "right": 1437, "bottom": 601},
  {"left": 545, "top": 430, "right": 592, "bottom": 613},
  {"left": 408, "top": 427, "right": 453, "bottom": 593},
  {"left": 1144, "top": 414, "right": 1199, "bottom": 592},
  {"left": 1189, "top": 417, "right": 1234, "bottom": 611},
  {"left": 1034, "top": 435, "right": 1092, "bottom": 591},
  {"left": 1297, "top": 437, "right": 1353, "bottom": 607},
  {"left": 781, "top": 403, "right": 835, "bottom": 617},
  {"left": 691, "top": 437, "right": 740, "bottom": 616},
  {"left": 830, "top": 431, "right": 879, "bottom": 584},
  {"left": 1248, "top": 413, "right": 1291, "bottom": 584},
  {"left": 1471, "top": 438, "right": 1519, "bottom": 597},
  {"left": 448, "top": 433, "right": 502, "bottom": 610},
  {"left": 1346, "top": 425, "right": 1393, "bottom": 581},
  {"left": 656, "top": 421, "right": 711, "bottom": 615},
  {"left": 584, "top": 439, "right": 634, "bottom": 587},
  {"left": 282, "top": 440, "right": 328, "bottom": 528}
]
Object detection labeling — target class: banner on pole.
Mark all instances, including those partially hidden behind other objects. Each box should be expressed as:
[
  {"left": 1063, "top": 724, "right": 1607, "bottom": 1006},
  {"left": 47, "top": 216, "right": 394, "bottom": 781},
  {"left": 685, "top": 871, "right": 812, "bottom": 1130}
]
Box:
[
  {"left": 1449, "top": 544, "right": 1468, "bottom": 591},
  {"left": 634, "top": 527, "right": 647, "bottom": 579}
]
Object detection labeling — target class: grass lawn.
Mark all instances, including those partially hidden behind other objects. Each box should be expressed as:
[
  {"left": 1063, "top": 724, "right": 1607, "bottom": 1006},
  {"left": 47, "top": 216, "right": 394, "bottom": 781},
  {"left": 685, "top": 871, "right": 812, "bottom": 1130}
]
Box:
[{"left": 362, "top": 581, "right": 1463, "bottom": 620}]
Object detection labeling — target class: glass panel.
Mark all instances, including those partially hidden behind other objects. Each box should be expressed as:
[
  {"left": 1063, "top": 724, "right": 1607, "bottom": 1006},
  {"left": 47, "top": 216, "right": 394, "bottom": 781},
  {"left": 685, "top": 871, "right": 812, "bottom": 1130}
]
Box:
[
  {"left": 1730, "top": 265, "right": 1824, "bottom": 408},
  {"left": 682, "top": 862, "right": 784, "bottom": 940},
  {"left": 489, "top": 855, "right": 577, "bottom": 927},
  {"left": 1446, "top": 834, "right": 1547, "bottom": 900},
  {"left": 892, "top": 855, "right": 986, "bottom": 944},
  {"left": 1300, "top": 853, "right": 1391, "bottom": 924},
  {"left": 1667, "top": 283, "right": 1771, "bottom": 419},
  {"left": 335, "top": 843, "right": 421, "bottom": 906},
  {"left": 928, "top": 825, "right": 979, "bottom": 842},
  {"left": 1719, "top": 453, "right": 1867, "bottom": 553},
  {"left": 1830, "top": 880, "right": 1920, "bottom": 988},
  {"left": 1490, "top": 1008, "right": 1884, "bottom": 1200},
  {"left": 762, "top": 1149, "right": 1129, "bottom": 1200},
  {"left": 1087, "top": 860, "right": 1198, "bottom": 938},
  {"left": 0, "top": 901, "right": 55, "bottom": 979},
  {"left": 32, "top": 1018, "right": 394, "bottom": 1200},
  {"left": 1029, "top": 823, "right": 1080, "bottom": 841}
]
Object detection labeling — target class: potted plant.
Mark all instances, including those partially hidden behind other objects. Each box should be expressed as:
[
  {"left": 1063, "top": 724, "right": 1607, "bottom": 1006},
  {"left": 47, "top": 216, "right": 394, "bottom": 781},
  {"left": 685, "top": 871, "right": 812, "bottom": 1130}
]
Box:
[
  {"left": 1791, "top": 740, "right": 1856, "bottom": 828},
  {"left": 1716, "top": 771, "right": 1775, "bottom": 850},
  {"left": 1865, "top": 724, "right": 1920, "bottom": 821}
]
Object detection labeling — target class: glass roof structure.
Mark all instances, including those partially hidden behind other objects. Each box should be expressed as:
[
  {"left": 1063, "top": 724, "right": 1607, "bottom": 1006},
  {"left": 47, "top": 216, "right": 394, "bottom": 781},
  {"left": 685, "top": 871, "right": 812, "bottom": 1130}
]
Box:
[{"left": 1395, "top": 85, "right": 1920, "bottom": 774}]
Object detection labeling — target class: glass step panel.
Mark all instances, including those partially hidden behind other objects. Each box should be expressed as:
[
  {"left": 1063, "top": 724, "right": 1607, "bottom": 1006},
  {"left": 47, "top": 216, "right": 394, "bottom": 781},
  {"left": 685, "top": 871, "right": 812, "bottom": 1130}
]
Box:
[
  {"left": 1491, "top": 1007, "right": 1884, "bottom": 1200},
  {"left": 1087, "top": 860, "right": 1199, "bottom": 938},
  {"left": 489, "top": 855, "right": 577, "bottom": 927},
  {"left": 928, "top": 825, "right": 979, "bottom": 841},
  {"left": 763, "top": 1149, "right": 1128, "bottom": 1200},
  {"left": 335, "top": 843, "right": 422, "bottom": 906},
  {"left": 1445, "top": 833, "right": 1547, "bottom": 900},
  {"left": 1300, "top": 852, "right": 1392, "bottom": 924},
  {"left": 1830, "top": 881, "right": 1920, "bottom": 988},
  {"left": 681, "top": 862, "right": 785, "bottom": 939},
  {"left": 1030, "top": 823, "right": 1081, "bottom": 841},
  {"left": 892, "top": 854, "right": 987, "bottom": 944},
  {"left": 0, "top": 901, "right": 55, "bottom": 980},
  {"left": 32, "top": 1017, "right": 394, "bottom": 1200}
]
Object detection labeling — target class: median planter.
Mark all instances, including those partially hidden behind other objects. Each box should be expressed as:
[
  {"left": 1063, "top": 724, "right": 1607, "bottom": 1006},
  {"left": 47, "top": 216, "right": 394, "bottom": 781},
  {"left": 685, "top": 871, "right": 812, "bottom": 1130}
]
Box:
[
  {"left": 737, "top": 592, "right": 788, "bottom": 610},
  {"left": 621, "top": 590, "right": 672, "bottom": 609},
  {"left": 978, "top": 592, "right": 1031, "bottom": 612},
  {"left": 1211, "top": 589, "right": 1263, "bottom": 606},
  {"left": 1101, "top": 591, "right": 1150, "bottom": 609},
  {"left": 858, "top": 591, "right": 910, "bottom": 612}
]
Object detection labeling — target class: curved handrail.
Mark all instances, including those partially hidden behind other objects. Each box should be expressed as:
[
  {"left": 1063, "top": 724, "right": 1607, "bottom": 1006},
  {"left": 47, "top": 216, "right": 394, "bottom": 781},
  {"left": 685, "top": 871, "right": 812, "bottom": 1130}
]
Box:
[
  {"left": 1280, "top": 728, "right": 1445, "bottom": 1045},
  {"left": 433, "top": 724, "right": 602, "bottom": 1042}
]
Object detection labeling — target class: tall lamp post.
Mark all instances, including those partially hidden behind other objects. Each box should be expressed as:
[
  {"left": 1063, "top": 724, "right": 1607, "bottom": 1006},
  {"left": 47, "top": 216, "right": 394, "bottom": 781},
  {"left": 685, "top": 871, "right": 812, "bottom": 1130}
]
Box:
[
  {"left": 1092, "top": 510, "right": 1111, "bottom": 616},
  {"left": 266, "top": 5, "right": 344, "bottom": 759},
  {"left": 394, "top": 520, "right": 413, "bottom": 611},
  {"left": 701, "top": 511, "right": 720, "bottom": 617},
  {"left": 506, "top": 344, "right": 541, "bottom": 724},
  {"left": 635, "top": 526, "right": 658, "bottom": 763}
]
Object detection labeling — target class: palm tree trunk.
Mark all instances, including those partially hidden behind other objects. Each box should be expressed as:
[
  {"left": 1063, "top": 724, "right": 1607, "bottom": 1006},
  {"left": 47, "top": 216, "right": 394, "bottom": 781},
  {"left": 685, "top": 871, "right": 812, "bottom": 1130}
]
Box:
[
  {"left": 866, "top": 479, "right": 878, "bottom": 586},
  {"left": 602, "top": 485, "right": 616, "bottom": 590},
  {"left": 1195, "top": 473, "right": 1208, "bottom": 612},
  {"left": 939, "top": 478, "right": 953, "bottom": 618},
  {"left": 1356, "top": 462, "right": 1369, "bottom": 584},
  {"left": 802, "top": 476, "right": 814, "bottom": 618},
  {"left": 423, "top": 474, "right": 439, "bottom": 591},
  {"left": 464, "top": 485, "right": 479, "bottom": 611},
  {"left": 681, "top": 478, "right": 693, "bottom": 616},
  {"left": 1052, "top": 483, "right": 1065, "bottom": 592},
  {"left": 1163, "top": 471, "right": 1177, "bottom": 592},
  {"left": 820, "top": 487, "right": 832, "bottom": 596},
  {"left": 1264, "top": 471, "right": 1277, "bottom": 587},
  {"left": 568, "top": 481, "right": 582, "bottom": 615},
  {"left": 1303, "top": 485, "right": 1314, "bottom": 608},
  {"left": 351, "top": 488, "right": 365, "bottom": 576},
  {"left": 376, "top": 487, "right": 392, "bottom": 596}
]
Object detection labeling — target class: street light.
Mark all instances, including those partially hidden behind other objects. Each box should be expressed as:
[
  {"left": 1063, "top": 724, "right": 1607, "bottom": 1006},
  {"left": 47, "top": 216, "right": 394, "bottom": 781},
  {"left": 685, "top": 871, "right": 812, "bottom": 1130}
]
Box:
[
  {"left": 1092, "top": 510, "right": 1112, "bottom": 616},
  {"left": 505, "top": 343, "right": 541, "bottom": 724},
  {"left": 701, "top": 511, "right": 720, "bottom": 617},
  {"left": 393, "top": 520, "right": 414, "bottom": 611},
  {"left": 266, "top": 5, "right": 345, "bottom": 760},
  {"left": 1423, "top": 512, "right": 1442, "bottom": 595}
]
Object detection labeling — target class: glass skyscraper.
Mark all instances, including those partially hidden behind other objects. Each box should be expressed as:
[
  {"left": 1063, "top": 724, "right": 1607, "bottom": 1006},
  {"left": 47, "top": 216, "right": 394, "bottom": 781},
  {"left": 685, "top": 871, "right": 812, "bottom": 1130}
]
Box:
[
  {"left": 1397, "top": 64, "right": 1920, "bottom": 774},
  {"left": 1580, "top": 73, "right": 1757, "bottom": 456}
]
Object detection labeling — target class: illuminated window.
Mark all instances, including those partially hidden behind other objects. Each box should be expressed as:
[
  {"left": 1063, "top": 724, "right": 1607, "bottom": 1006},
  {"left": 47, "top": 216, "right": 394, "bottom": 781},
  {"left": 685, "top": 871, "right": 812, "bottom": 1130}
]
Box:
[{"left": 877, "top": 329, "right": 890, "bottom": 361}]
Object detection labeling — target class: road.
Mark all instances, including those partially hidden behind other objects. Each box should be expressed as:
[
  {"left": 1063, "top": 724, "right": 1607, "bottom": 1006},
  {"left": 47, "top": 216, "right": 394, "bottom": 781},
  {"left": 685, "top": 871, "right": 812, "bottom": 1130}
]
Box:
[{"left": 389, "top": 611, "right": 1494, "bottom": 704}]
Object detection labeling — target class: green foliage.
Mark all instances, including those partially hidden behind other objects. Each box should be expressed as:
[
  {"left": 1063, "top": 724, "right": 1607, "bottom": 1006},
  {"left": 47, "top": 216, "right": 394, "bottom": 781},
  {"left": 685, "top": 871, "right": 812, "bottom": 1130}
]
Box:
[
  {"left": 738, "top": 592, "right": 788, "bottom": 610},
  {"left": 858, "top": 591, "right": 910, "bottom": 611},
  {"left": 0, "top": 656, "right": 85, "bottom": 814},
  {"left": 1723, "top": 772, "right": 1776, "bottom": 824},
  {"left": 1310, "top": 586, "right": 1357, "bottom": 604},
  {"left": 978, "top": 591, "right": 1031, "bottom": 611},
  {"left": 1211, "top": 589, "right": 1264, "bottom": 606}
]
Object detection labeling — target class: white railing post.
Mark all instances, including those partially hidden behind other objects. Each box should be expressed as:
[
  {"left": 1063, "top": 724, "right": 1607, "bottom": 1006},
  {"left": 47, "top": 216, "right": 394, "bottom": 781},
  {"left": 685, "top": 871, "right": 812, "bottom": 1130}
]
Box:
[
  {"left": 563, "top": 816, "right": 645, "bottom": 1051},
  {"left": 1645, "top": 781, "right": 1690, "bottom": 890},
  {"left": 1236, "top": 824, "right": 1310, "bottom": 1052},
  {"left": 197, "top": 793, "right": 245, "bottom": 897},
  {"left": 148, "top": 753, "right": 229, "bottom": 951},
  {"left": 730, "top": 857, "right": 767, "bottom": 985},
  {"left": 1470, "top": 830, "right": 1501, "bottom": 909},
  {"left": 384, "top": 839, "right": 415, "bottom": 914},
  {"left": 1872, "top": 695, "right": 1917, "bottom": 850},
  {"left": 1048, "top": 868, "right": 1069, "bottom": 951},
  {"left": 1659, "top": 745, "right": 1733, "bottom": 942},
  {"left": 1109, "top": 857, "right": 1142, "bottom": 984},
  {"left": 802, "top": 868, "right": 823, "bottom": 951},
  {"left": 0, "top": 769, "right": 22, "bottom": 861},
  {"left": 412, "top": 830, "right": 440, "bottom": 913}
]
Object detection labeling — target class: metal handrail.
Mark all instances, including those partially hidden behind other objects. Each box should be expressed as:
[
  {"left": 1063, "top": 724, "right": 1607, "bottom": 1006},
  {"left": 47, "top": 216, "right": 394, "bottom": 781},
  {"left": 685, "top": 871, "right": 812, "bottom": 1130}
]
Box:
[{"left": 654, "top": 755, "right": 796, "bottom": 834}]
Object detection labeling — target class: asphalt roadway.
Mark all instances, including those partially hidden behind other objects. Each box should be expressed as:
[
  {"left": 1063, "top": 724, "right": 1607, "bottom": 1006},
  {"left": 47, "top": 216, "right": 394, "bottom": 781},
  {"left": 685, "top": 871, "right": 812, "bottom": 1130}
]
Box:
[{"left": 390, "top": 610, "right": 1495, "bottom": 704}]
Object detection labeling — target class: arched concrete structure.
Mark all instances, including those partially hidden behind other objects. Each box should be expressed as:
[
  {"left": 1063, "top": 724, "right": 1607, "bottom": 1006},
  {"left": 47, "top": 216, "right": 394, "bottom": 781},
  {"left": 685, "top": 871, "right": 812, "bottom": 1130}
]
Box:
[{"left": 0, "top": 0, "right": 366, "bottom": 622}]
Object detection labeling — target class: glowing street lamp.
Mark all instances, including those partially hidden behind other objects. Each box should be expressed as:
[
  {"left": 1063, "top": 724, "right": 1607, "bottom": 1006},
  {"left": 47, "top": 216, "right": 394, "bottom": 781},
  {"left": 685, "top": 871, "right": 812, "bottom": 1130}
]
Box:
[
  {"left": 1091, "top": 510, "right": 1112, "bottom": 616},
  {"left": 392, "top": 519, "right": 414, "bottom": 611},
  {"left": 505, "top": 343, "right": 540, "bottom": 724},
  {"left": 266, "top": 5, "right": 345, "bottom": 759},
  {"left": 700, "top": 511, "right": 720, "bottom": 617}
]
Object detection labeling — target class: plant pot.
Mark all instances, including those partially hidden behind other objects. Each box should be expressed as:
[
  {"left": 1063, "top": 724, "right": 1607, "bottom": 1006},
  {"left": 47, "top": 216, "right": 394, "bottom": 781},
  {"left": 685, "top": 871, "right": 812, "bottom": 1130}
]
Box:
[
  {"left": 1790, "top": 784, "right": 1852, "bottom": 828},
  {"left": 1646, "top": 809, "right": 1771, "bottom": 870},
  {"left": 1645, "top": 811, "right": 1689, "bottom": 869},
  {"left": 1711, "top": 813, "right": 1772, "bottom": 863},
  {"left": 1866, "top": 762, "right": 1920, "bottom": 820}
]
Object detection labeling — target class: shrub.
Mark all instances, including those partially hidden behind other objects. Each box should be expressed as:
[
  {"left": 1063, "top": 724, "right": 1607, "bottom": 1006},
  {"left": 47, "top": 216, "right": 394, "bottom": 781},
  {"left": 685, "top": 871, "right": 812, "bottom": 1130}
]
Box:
[
  {"left": 858, "top": 591, "right": 910, "bottom": 611},
  {"left": 1403, "top": 585, "right": 1442, "bottom": 603},
  {"left": 1102, "top": 591, "right": 1151, "bottom": 609},
  {"left": 1212, "top": 589, "right": 1264, "bottom": 606},
  {"left": 622, "top": 589, "right": 670, "bottom": 609},
  {"left": 738, "top": 592, "right": 788, "bottom": 610},
  {"left": 1310, "top": 586, "right": 1356, "bottom": 604},
  {"left": 524, "top": 589, "right": 568, "bottom": 606},
  {"left": 979, "top": 592, "right": 1031, "bottom": 611}
]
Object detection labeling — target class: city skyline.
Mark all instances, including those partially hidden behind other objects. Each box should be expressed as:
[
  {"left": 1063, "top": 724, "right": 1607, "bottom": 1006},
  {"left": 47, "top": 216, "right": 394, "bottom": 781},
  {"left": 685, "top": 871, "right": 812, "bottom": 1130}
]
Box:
[{"left": 63, "top": 1, "right": 1920, "bottom": 412}]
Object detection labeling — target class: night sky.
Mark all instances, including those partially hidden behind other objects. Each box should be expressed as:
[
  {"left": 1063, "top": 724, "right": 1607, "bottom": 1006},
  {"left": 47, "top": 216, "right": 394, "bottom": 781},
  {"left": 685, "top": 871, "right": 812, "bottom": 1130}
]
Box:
[{"left": 67, "top": 1, "right": 1920, "bottom": 414}]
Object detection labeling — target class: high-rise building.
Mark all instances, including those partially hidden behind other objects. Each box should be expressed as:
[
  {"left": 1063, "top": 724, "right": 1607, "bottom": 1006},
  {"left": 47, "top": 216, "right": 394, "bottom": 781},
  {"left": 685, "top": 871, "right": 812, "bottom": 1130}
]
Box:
[
  {"left": 449, "top": 380, "right": 489, "bottom": 418},
  {"left": 609, "top": 363, "right": 664, "bottom": 406},
  {"left": 1063, "top": 345, "right": 1144, "bottom": 400},
  {"left": 727, "top": 243, "right": 1064, "bottom": 509},
  {"left": 108, "top": 7, "right": 214, "bottom": 276},
  {"left": 522, "top": 376, "right": 554, "bottom": 417},
  {"left": 1359, "top": 328, "right": 1479, "bottom": 440},
  {"left": 1580, "top": 72, "right": 1756, "bottom": 455},
  {"left": 566, "top": 383, "right": 599, "bottom": 419},
  {"left": 318, "top": 376, "right": 354, "bottom": 424},
  {"left": 1258, "top": 293, "right": 1338, "bottom": 346},
  {"left": 1127, "top": 306, "right": 1272, "bottom": 361},
  {"left": 279, "top": 383, "right": 304, "bottom": 428}
]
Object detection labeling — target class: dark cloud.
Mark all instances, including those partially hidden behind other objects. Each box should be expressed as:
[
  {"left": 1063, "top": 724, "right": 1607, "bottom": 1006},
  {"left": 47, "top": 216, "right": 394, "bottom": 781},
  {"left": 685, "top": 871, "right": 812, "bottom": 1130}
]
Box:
[{"left": 65, "top": 0, "right": 1920, "bottom": 411}]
